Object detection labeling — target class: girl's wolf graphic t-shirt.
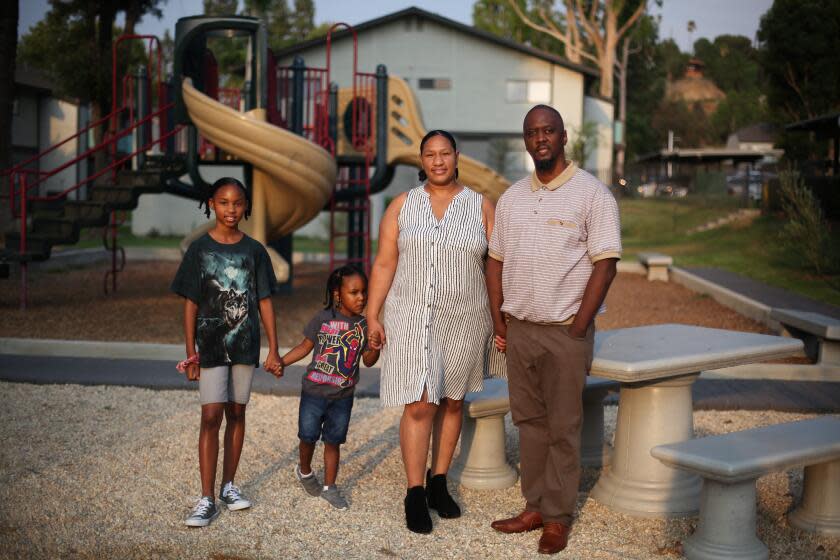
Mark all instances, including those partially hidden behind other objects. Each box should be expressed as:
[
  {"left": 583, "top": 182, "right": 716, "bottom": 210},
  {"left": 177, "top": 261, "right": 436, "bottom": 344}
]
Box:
[
  {"left": 302, "top": 310, "right": 368, "bottom": 399},
  {"left": 171, "top": 233, "right": 277, "bottom": 368}
]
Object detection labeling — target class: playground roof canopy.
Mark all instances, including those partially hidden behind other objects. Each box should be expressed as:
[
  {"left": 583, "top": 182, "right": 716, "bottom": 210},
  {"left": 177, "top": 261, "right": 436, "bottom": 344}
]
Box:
[{"left": 274, "top": 6, "right": 599, "bottom": 79}]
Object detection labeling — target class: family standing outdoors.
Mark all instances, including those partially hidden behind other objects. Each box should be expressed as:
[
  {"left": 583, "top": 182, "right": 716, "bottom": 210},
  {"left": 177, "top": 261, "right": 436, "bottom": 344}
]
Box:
[{"left": 172, "top": 104, "right": 621, "bottom": 556}]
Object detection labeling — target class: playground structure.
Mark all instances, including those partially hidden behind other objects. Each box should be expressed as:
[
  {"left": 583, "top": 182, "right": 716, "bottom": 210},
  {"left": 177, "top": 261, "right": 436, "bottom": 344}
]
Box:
[{"left": 1, "top": 14, "right": 511, "bottom": 309}]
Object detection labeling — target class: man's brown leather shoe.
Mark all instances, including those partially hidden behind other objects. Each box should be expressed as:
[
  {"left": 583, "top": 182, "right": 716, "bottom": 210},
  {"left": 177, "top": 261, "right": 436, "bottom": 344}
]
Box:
[
  {"left": 538, "top": 522, "right": 570, "bottom": 554},
  {"left": 490, "top": 510, "right": 543, "bottom": 533}
]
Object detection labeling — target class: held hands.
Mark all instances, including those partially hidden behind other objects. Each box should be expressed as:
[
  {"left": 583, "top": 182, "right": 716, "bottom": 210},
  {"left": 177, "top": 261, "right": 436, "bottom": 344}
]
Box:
[
  {"left": 368, "top": 319, "right": 386, "bottom": 350},
  {"left": 185, "top": 363, "right": 200, "bottom": 381},
  {"left": 176, "top": 354, "right": 201, "bottom": 381},
  {"left": 493, "top": 320, "right": 507, "bottom": 353},
  {"left": 264, "top": 350, "right": 284, "bottom": 378}
]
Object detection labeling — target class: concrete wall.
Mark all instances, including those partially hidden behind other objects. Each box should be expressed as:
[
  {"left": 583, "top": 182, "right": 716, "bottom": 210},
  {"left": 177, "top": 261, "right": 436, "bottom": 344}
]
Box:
[
  {"left": 131, "top": 165, "right": 245, "bottom": 236},
  {"left": 583, "top": 95, "right": 614, "bottom": 183},
  {"left": 39, "top": 98, "right": 80, "bottom": 198},
  {"left": 277, "top": 17, "right": 586, "bottom": 136},
  {"left": 277, "top": 16, "right": 596, "bottom": 240},
  {"left": 12, "top": 94, "right": 38, "bottom": 149}
]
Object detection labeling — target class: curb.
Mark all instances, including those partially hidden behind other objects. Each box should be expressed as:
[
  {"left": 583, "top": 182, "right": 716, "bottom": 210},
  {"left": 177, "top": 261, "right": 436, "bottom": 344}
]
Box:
[
  {"left": 0, "top": 337, "right": 297, "bottom": 362},
  {"left": 0, "top": 338, "right": 392, "bottom": 373},
  {"left": 670, "top": 267, "right": 781, "bottom": 332}
]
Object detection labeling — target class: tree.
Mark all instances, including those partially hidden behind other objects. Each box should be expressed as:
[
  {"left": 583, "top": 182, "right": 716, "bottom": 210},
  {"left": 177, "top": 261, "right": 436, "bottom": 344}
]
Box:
[
  {"left": 505, "top": 0, "right": 648, "bottom": 98},
  {"left": 693, "top": 35, "right": 762, "bottom": 94},
  {"left": 623, "top": 17, "right": 665, "bottom": 160},
  {"left": 757, "top": 0, "right": 840, "bottom": 122},
  {"left": 0, "top": 1, "right": 18, "bottom": 236},
  {"left": 614, "top": 11, "right": 656, "bottom": 175},
  {"left": 651, "top": 99, "right": 713, "bottom": 149},
  {"left": 18, "top": 1, "right": 165, "bottom": 169},
  {"left": 473, "top": 0, "right": 566, "bottom": 55}
]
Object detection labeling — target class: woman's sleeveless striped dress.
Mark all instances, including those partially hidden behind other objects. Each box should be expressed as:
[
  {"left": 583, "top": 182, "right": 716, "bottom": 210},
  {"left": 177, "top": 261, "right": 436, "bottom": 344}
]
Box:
[{"left": 380, "top": 185, "right": 505, "bottom": 407}]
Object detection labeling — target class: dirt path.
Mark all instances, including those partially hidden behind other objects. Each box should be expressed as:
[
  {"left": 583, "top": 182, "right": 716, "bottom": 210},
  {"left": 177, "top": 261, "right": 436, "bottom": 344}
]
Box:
[{"left": 0, "top": 260, "right": 770, "bottom": 347}]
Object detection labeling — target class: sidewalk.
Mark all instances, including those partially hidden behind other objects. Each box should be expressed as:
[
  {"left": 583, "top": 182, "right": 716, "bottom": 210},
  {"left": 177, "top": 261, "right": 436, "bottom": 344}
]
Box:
[
  {"left": 686, "top": 267, "right": 840, "bottom": 319},
  {"left": 3, "top": 338, "right": 838, "bottom": 413}
]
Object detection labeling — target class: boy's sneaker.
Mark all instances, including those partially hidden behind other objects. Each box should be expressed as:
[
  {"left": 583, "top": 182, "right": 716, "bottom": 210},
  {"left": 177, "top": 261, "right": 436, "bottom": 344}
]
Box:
[
  {"left": 295, "top": 465, "right": 322, "bottom": 497},
  {"left": 321, "top": 485, "right": 348, "bottom": 510},
  {"left": 219, "top": 482, "right": 252, "bottom": 511},
  {"left": 184, "top": 496, "right": 219, "bottom": 527}
]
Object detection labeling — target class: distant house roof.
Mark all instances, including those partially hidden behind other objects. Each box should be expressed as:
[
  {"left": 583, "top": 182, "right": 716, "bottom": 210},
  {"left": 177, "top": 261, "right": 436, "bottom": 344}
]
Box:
[
  {"left": 786, "top": 112, "right": 840, "bottom": 138},
  {"left": 275, "top": 6, "right": 598, "bottom": 79},
  {"left": 732, "top": 123, "right": 777, "bottom": 144},
  {"left": 15, "top": 65, "right": 54, "bottom": 95}
]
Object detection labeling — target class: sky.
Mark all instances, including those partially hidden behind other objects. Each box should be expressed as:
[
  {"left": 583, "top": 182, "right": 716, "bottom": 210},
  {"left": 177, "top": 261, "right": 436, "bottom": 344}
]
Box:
[{"left": 20, "top": 0, "right": 774, "bottom": 54}]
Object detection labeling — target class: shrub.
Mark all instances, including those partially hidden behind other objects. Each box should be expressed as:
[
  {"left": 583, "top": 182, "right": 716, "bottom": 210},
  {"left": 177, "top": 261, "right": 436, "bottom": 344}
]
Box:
[{"left": 777, "top": 169, "right": 839, "bottom": 287}]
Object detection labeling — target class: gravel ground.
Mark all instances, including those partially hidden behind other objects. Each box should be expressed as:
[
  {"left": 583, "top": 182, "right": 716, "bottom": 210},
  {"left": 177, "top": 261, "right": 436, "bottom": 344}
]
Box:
[
  {"left": 0, "top": 261, "right": 773, "bottom": 347},
  {"left": 0, "top": 382, "right": 837, "bottom": 560}
]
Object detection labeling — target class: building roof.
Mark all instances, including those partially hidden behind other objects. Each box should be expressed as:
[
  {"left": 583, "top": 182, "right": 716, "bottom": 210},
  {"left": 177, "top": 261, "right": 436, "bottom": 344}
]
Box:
[
  {"left": 274, "top": 6, "right": 599, "bottom": 79},
  {"left": 786, "top": 112, "right": 840, "bottom": 138},
  {"left": 15, "top": 65, "right": 54, "bottom": 94},
  {"left": 636, "top": 148, "right": 779, "bottom": 164},
  {"left": 732, "top": 122, "right": 777, "bottom": 144}
]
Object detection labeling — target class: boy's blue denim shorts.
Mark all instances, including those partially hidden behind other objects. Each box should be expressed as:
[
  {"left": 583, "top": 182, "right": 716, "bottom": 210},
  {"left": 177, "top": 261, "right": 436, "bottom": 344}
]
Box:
[{"left": 298, "top": 392, "right": 354, "bottom": 445}]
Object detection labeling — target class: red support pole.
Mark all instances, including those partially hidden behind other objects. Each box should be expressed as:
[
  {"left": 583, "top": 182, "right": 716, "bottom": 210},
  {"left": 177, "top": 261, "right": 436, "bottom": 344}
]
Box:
[
  {"left": 18, "top": 172, "right": 27, "bottom": 311},
  {"left": 111, "top": 211, "right": 117, "bottom": 293}
]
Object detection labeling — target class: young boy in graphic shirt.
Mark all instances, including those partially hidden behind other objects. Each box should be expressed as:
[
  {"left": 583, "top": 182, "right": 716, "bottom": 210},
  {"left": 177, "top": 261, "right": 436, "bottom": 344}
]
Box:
[{"left": 279, "top": 266, "right": 380, "bottom": 510}]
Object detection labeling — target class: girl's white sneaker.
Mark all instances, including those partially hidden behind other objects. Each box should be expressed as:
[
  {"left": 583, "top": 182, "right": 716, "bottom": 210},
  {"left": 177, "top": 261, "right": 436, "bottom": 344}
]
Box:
[{"left": 219, "top": 482, "right": 252, "bottom": 511}]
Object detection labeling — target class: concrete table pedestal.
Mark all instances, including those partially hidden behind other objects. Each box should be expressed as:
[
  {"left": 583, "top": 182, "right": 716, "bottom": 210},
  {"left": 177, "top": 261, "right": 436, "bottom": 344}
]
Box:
[
  {"left": 684, "top": 479, "right": 768, "bottom": 560},
  {"left": 450, "top": 379, "right": 518, "bottom": 490},
  {"left": 581, "top": 377, "right": 619, "bottom": 468},
  {"left": 589, "top": 324, "right": 803, "bottom": 518},
  {"left": 591, "top": 373, "right": 702, "bottom": 516},
  {"left": 788, "top": 459, "right": 840, "bottom": 536}
]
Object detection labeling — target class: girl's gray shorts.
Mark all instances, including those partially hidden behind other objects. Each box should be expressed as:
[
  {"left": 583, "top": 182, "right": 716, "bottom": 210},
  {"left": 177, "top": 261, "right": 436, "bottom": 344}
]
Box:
[{"left": 199, "top": 364, "right": 255, "bottom": 405}]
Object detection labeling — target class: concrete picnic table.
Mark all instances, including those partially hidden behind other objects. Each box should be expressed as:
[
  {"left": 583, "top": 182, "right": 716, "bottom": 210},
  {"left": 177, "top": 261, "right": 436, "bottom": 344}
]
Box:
[{"left": 588, "top": 324, "right": 804, "bottom": 518}]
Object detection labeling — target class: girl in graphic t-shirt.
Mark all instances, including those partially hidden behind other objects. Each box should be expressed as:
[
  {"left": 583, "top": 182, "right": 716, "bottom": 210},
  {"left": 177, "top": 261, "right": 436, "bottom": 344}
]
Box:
[
  {"left": 171, "top": 177, "right": 282, "bottom": 527},
  {"left": 279, "top": 265, "right": 381, "bottom": 510}
]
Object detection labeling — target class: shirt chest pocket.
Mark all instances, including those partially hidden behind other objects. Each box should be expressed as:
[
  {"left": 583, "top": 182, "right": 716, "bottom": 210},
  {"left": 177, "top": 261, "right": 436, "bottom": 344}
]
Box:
[{"left": 543, "top": 214, "right": 586, "bottom": 245}]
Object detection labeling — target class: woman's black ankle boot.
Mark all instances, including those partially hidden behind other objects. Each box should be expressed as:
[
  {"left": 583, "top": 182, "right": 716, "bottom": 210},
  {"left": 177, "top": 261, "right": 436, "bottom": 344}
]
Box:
[
  {"left": 404, "top": 485, "right": 432, "bottom": 533},
  {"left": 426, "top": 469, "right": 462, "bottom": 519}
]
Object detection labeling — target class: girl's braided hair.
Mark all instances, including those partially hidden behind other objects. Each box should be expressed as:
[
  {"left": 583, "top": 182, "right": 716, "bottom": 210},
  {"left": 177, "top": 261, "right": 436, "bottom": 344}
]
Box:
[
  {"left": 418, "top": 129, "right": 459, "bottom": 182},
  {"left": 200, "top": 177, "right": 251, "bottom": 219},
  {"left": 324, "top": 264, "right": 367, "bottom": 316}
]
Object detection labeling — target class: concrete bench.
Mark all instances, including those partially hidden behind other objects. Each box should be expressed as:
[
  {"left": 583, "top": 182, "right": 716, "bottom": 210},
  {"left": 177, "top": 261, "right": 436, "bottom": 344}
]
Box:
[
  {"left": 770, "top": 308, "right": 840, "bottom": 366},
  {"left": 651, "top": 416, "right": 840, "bottom": 560},
  {"left": 450, "top": 376, "right": 619, "bottom": 490},
  {"left": 638, "top": 252, "right": 673, "bottom": 282}
]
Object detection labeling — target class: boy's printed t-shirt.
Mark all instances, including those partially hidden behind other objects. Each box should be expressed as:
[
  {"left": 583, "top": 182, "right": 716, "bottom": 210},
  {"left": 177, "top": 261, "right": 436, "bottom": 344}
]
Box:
[
  {"left": 170, "top": 233, "right": 278, "bottom": 368},
  {"left": 302, "top": 310, "right": 368, "bottom": 399}
]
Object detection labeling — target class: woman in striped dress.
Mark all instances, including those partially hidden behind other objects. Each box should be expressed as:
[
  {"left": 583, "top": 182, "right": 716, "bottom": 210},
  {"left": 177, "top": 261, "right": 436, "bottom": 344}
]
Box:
[{"left": 367, "top": 130, "right": 504, "bottom": 534}]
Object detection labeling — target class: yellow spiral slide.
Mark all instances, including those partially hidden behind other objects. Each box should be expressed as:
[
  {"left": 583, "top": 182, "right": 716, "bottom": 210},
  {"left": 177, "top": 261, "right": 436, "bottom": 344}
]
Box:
[
  {"left": 181, "top": 78, "right": 337, "bottom": 281},
  {"left": 180, "top": 76, "right": 510, "bottom": 281}
]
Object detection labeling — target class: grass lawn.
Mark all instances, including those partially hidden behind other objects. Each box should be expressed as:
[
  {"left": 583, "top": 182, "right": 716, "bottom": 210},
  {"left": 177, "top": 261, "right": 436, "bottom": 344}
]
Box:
[{"left": 620, "top": 196, "right": 840, "bottom": 306}]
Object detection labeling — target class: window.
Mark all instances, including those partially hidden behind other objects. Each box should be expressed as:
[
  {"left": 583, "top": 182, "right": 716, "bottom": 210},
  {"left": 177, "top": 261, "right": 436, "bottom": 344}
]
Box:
[
  {"left": 418, "top": 78, "right": 451, "bottom": 90},
  {"left": 506, "top": 80, "right": 551, "bottom": 103}
]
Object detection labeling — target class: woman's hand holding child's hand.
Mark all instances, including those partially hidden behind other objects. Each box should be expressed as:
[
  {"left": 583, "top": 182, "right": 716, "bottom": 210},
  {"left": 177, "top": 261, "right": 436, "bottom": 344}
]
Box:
[{"left": 368, "top": 319, "right": 386, "bottom": 350}]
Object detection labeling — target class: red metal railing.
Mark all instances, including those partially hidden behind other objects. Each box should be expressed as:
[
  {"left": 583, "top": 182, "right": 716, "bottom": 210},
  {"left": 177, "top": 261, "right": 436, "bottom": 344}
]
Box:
[
  {"left": 4, "top": 34, "right": 177, "bottom": 308},
  {"left": 324, "top": 23, "right": 376, "bottom": 273}
]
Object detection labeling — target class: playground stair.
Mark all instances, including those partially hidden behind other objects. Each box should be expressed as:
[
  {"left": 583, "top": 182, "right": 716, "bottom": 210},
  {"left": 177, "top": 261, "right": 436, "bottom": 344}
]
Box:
[{"left": 1, "top": 155, "right": 188, "bottom": 265}]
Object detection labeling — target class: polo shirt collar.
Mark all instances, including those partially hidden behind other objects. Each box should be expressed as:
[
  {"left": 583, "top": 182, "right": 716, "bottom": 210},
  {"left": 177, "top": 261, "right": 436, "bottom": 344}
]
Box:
[{"left": 530, "top": 161, "right": 578, "bottom": 192}]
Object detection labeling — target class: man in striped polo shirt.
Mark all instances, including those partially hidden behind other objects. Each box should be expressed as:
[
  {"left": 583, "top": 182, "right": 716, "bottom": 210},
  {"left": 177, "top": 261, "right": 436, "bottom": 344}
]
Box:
[{"left": 486, "top": 105, "right": 621, "bottom": 555}]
